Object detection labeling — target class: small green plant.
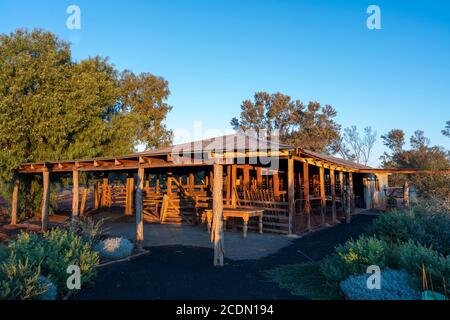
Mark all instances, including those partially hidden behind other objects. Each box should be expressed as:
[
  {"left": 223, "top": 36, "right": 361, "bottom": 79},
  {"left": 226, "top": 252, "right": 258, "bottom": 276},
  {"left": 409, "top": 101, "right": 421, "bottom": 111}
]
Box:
[
  {"left": 320, "top": 235, "right": 391, "bottom": 290},
  {"left": 71, "top": 216, "right": 105, "bottom": 243},
  {"left": 340, "top": 268, "right": 420, "bottom": 300},
  {"left": 395, "top": 241, "right": 449, "bottom": 295},
  {"left": 0, "top": 256, "right": 48, "bottom": 300},
  {"left": 9, "top": 228, "right": 100, "bottom": 293}
]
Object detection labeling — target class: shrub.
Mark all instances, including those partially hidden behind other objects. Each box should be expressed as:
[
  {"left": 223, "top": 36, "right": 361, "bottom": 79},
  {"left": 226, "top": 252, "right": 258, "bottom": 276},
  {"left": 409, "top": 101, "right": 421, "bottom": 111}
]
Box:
[
  {"left": 71, "top": 216, "right": 105, "bottom": 243},
  {"left": 9, "top": 228, "right": 100, "bottom": 293},
  {"left": 320, "top": 236, "right": 391, "bottom": 290},
  {"left": 340, "top": 268, "right": 420, "bottom": 300},
  {"left": 38, "top": 276, "right": 57, "bottom": 300},
  {"left": 396, "top": 241, "right": 449, "bottom": 295},
  {"left": 94, "top": 237, "right": 134, "bottom": 260},
  {"left": 0, "top": 256, "right": 48, "bottom": 300},
  {"left": 369, "top": 208, "right": 450, "bottom": 255},
  {"left": 0, "top": 245, "right": 8, "bottom": 261}
]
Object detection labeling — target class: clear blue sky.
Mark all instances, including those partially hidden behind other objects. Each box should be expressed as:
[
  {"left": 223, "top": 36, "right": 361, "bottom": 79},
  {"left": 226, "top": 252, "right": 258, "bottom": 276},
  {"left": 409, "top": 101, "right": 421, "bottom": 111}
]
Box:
[{"left": 1, "top": 0, "right": 449, "bottom": 167}]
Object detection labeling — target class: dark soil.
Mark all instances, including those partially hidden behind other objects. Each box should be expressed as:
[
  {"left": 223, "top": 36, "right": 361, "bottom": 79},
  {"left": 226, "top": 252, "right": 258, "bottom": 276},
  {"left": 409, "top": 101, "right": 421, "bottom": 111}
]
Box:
[{"left": 73, "top": 214, "right": 377, "bottom": 300}]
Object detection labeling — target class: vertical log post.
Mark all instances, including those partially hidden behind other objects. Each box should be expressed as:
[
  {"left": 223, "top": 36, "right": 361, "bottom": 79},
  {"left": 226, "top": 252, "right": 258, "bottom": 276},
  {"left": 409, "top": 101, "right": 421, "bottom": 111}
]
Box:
[
  {"left": 41, "top": 169, "right": 50, "bottom": 231},
  {"left": 349, "top": 172, "right": 355, "bottom": 213},
  {"left": 80, "top": 188, "right": 87, "bottom": 215},
  {"left": 273, "top": 171, "right": 280, "bottom": 199},
  {"left": 11, "top": 178, "right": 20, "bottom": 225},
  {"left": 167, "top": 172, "right": 173, "bottom": 196},
  {"left": 225, "top": 165, "right": 231, "bottom": 205},
  {"left": 94, "top": 181, "right": 100, "bottom": 210},
  {"left": 243, "top": 165, "right": 250, "bottom": 189},
  {"left": 256, "top": 167, "right": 263, "bottom": 187},
  {"left": 72, "top": 168, "right": 79, "bottom": 224},
  {"left": 319, "top": 166, "right": 326, "bottom": 226},
  {"left": 403, "top": 180, "right": 409, "bottom": 209},
  {"left": 288, "top": 155, "right": 295, "bottom": 234},
  {"left": 231, "top": 164, "right": 237, "bottom": 208},
  {"left": 101, "top": 177, "right": 108, "bottom": 208},
  {"left": 303, "top": 162, "right": 311, "bottom": 231},
  {"left": 211, "top": 162, "right": 224, "bottom": 266},
  {"left": 339, "top": 171, "right": 345, "bottom": 217},
  {"left": 136, "top": 167, "right": 145, "bottom": 250},
  {"left": 125, "top": 176, "right": 135, "bottom": 215},
  {"left": 330, "top": 169, "right": 337, "bottom": 224}
]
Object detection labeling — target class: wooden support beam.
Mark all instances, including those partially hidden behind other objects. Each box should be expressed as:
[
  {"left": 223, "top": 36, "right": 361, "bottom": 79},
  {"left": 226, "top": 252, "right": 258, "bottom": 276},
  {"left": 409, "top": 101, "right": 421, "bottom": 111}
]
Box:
[
  {"left": 125, "top": 176, "right": 134, "bottom": 215},
  {"left": 339, "top": 171, "right": 345, "bottom": 216},
  {"left": 256, "top": 167, "right": 263, "bottom": 186},
  {"left": 349, "top": 172, "right": 355, "bottom": 213},
  {"left": 11, "top": 178, "right": 20, "bottom": 225},
  {"left": 273, "top": 171, "right": 280, "bottom": 199},
  {"left": 211, "top": 162, "right": 224, "bottom": 266},
  {"left": 136, "top": 167, "right": 145, "bottom": 250},
  {"left": 319, "top": 167, "right": 326, "bottom": 226},
  {"left": 94, "top": 181, "right": 100, "bottom": 209},
  {"left": 167, "top": 173, "right": 173, "bottom": 195},
  {"left": 403, "top": 180, "right": 409, "bottom": 208},
  {"left": 303, "top": 162, "right": 311, "bottom": 231},
  {"left": 80, "top": 187, "right": 87, "bottom": 215},
  {"left": 288, "top": 155, "right": 295, "bottom": 234},
  {"left": 231, "top": 165, "right": 237, "bottom": 208},
  {"left": 101, "top": 177, "right": 108, "bottom": 207},
  {"left": 41, "top": 170, "right": 50, "bottom": 231},
  {"left": 243, "top": 165, "right": 250, "bottom": 188},
  {"left": 225, "top": 165, "right": 231, "bottom": 205},
  {"left": 330, "top": 169, "right": 337, "bottom": 224},
  {"left": 72, "top": 169, "right": 79, "bottom": 221}
]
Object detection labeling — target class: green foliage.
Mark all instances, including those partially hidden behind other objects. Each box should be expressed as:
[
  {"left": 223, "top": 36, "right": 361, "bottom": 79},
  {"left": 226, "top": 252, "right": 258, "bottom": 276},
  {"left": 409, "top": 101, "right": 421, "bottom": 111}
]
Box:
[
  {"left": 266, "top": 262, "right": 340, "bottom": 300},
  {"left": 0, "top": 28, "right": 173, "bottom": 209},
  {"left": 369, "top": 208, "right": 450, "bottom": 255},
  {"left": 0, "top": 245, "right": 8, "bottom": 262},
  {"left": 8, "top": 228, "right": 99, "bottom": 292},
  {"left": 340, "top": 269, "right": 420, "bottom": 300},
  {"left": 320, "top": 236, "right": 391, "bottom": 290},
  {"left": 230, "top": 92, "right": 341, "bottom": 153},
  {"left": 94, "top": 237, "right": 134, "bottom": 260},
  {"left": 0, "top": 256, "right": 48, "bottom": 300},
  {"left": 395, "top": 241, "right": 449, "bottom": 295}
]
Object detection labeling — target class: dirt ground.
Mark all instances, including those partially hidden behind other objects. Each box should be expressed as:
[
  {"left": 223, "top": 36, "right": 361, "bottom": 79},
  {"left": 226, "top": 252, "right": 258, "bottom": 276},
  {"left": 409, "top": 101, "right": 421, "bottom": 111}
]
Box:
[{"left": 73, "top": 213, "right": 377, "bottom": 300}]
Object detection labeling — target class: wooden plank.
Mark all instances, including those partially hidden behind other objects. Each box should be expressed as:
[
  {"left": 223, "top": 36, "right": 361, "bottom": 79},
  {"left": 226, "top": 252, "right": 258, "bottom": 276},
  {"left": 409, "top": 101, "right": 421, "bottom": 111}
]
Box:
[
  {"left": 11, "top": 178, "right": 20, "bottom": 225},
  {"left": 319, "top": 166, "right": 326, "bottom": 226},
  {"left": 273, "top": 171, "right": 280, "bottom": 199},
  {"left": 288, "top": 155, "right": 295, "bottom": 234},
  {"left": 303, "top": 162, "right": 311, "bottom": 231},
  {"left": 72, "top": 169, "right": 79, "bottom": 219},
  {"left": 243, "top": 165, "right": 250, "bottom": 187},
  {"left": 330, "top": 169, "right": 336, "bottom": 224},
  {"left": 339, "top": 171, "right": 345, "bottom": 216},
  {"left": 41, "top": 170, "right": 50, "bottom": 231},
  {"left": 403, "top": 180, "right": 409, "bottom": 208},
  {"left": 225, "top": 165, "right": 231, "bottom": 205},
  {"left": 94, "top": 181, "right": 100, "bottom": 209},
  {"left": 211, "top": 162, "right": 224, "bottom": 266},
  {"left": 136, "top": 167, "right": 145, "bottom": 250},
  {"left": 231, "top": 164, "right": 237, "bottom": 208},
  {"left": 80, "top": 187, "right": 88, "bottom": 215},
  {"left": 349, "top": 172, "right": 355, "bottom": 213},
  {"left": 101, "top": 178, "right": 108, "bottom": 207},
  {"left": 256, "top": 167, "right": 263, "bottom": 186}
]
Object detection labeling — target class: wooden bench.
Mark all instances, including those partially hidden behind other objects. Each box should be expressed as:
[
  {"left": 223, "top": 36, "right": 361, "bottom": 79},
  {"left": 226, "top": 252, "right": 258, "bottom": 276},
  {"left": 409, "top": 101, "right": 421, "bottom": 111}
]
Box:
[{"left": 204, "top": 207, "right": 264, "bottom": 238}]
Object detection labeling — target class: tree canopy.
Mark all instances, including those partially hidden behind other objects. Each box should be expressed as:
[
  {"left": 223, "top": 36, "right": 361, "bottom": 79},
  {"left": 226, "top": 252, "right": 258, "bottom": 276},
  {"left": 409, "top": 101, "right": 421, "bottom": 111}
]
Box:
[
  {"left": 381, "top": 129, "right": 450, "bottom": 198},
  {"left": 230, "top": 92, "right": 341, "bottom": 153},
  {"left": 0, "top": 29, "right": 173, "bottom": 182}
]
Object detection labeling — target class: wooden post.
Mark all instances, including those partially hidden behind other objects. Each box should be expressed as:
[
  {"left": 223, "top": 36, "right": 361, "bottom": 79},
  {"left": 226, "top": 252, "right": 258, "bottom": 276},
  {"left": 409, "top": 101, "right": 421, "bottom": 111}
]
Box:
[
  {"left": 167, "top": 173, "right": 173, "bottom": 196},
  {"left": 94, "top": 181, "right": 100, "bottom": 209},
  {"left": 273, "top": 171, "right": 280, "bottom": 199},
  {"left": 211, "top": 162, "right": 224, "bottom": 266},
  {"left": 101, "top": 177, "right": 108, "bottom": 207},
  {"left": 403, "top": 180, "right": 409, "bottom": 209},
  {"left": 319, "top": 166, "right": 326, "bottom": 226},
  {"left": 339, "top": 171, "right": 345, "bottom": 216},
  {"left": 189, "top": 172, "right": 194, "bottom": 194},
  {"left": 288, "top": 155, "right": 295, "bottom": 234},
  {"left": 41, "top": 169, "right": 50, "bottom": 231},
  {"left": 80, "top": 188, "right": 87, "bottom": 215},
  {"left": 72, "top": 169, "right": 79, "bottom": 221},
  {"left": 136, "top": 167, "right": 145, "bottom": 250},
  {"left": 225, "top": 165, "right": 231, "bottom": 205},
  {"left": 231, "top": 165, "right": 237, "bottom": 208},
  {"left": 243, "top": 165, "right": 250, "bottom": 188},
  {"left": 349, "top": 172, "right": 355, "bottom": 213},
  {"left": 11, "top": 178, "right": 20, "bottom": 225},
  {"left": 330, "top": 169, "right": 337, "bottom": 224},
  {"left": 303, "top": 162, "right": 311, "bottom": 231},
  {"left": 345, "top": 186, "right": 351, "bottom": 223},
  {"left": 256, "top": 167, "right": 263, "bottom": 186},
  {"left": 125, "top": 176, "right": 135, "bottom": 215}
]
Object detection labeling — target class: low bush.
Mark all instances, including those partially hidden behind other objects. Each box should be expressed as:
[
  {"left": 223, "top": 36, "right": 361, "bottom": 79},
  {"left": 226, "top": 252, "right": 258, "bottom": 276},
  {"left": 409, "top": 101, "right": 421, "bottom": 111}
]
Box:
[
  {"left": 94, "top": 237, "right": 134, "bottom": 260},
  {"left": 320, "top": 235, "right": 391, "bottom": 290},
  {"left": 369, "top": 208, "right": 450, "bottom": 255},
  {"left": 0, "top": 245, "right": 8, "bottom": 261},
  {"left": 71, "top": 216, "right": 105, "bottom": 243},
  {"left": 340, "top": 268, "right": 420, "bottom": 300},
  {"left": 9, "top": 228, "right": 100, "bottom": 293},
  {"left": 0, "top": 256, "right": 48, "bottom": 300},
  {"left": 395, "top": 241, "right": 449, "bottom": 295},
  {"left": 38, "top": 276, "right": 57, "bottom": 300}
]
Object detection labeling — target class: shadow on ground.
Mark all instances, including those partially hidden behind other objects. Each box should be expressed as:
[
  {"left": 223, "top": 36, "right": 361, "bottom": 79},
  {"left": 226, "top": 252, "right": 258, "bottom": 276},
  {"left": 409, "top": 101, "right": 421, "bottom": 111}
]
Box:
[{"left": 73, "top": 214, "right": 377, "bottom": 300}]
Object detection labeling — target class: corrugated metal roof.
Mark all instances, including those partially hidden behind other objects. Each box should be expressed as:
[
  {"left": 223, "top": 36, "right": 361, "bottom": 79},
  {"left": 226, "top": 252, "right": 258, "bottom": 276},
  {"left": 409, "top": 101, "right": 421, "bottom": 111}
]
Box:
[{"left": 300, "top": 149, "right": 374, "bottom": 170}]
